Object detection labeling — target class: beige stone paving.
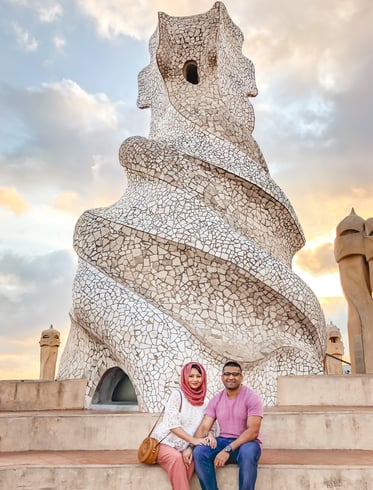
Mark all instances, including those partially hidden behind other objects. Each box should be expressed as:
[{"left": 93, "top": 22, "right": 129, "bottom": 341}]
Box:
[{"left": 1, "top": 449, "right": 373, "bottom": 466}]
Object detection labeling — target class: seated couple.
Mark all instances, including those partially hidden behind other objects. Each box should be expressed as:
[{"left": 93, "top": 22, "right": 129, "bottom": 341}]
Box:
[{"left": 152, "top": 361, "right": 263, "bottom": 490}]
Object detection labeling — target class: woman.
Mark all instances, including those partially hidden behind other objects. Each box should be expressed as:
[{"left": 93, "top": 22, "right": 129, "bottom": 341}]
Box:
[{"left": 152, "top": 362, "right": 214, "bottom": 490}]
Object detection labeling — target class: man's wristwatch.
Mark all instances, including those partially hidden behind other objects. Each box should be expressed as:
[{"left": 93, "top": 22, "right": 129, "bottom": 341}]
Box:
[{"left": 224, "top": 444, "right": 233, "bottom": 453}]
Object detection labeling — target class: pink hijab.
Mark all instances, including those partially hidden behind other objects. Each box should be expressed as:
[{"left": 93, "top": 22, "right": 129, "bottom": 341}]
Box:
[{"left": 180, "top": 362, "right": 207, "bottom": 406}]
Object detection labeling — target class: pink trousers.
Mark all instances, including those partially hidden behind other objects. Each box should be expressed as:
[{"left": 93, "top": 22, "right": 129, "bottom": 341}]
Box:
[{"left": 157, "top": 443, "right": 194, "bottom": 490}]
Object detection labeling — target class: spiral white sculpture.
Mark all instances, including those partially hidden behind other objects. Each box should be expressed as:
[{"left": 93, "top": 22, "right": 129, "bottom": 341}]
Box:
[{"left": 58, "top": 2, "right": 326, "bottom": 409}]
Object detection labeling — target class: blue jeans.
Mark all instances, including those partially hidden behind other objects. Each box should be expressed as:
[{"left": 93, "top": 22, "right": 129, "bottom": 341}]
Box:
[{"left": 193, "top": 437, "right": 261, "bottom": 490}]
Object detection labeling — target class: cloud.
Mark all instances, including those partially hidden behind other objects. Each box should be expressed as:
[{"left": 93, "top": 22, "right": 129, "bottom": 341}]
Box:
[
  {"left": 0, "top": 249, "right": 75, "bottom": 379},
  {"left": 77, "top": 0, "right": 157, "bottom": 39},
  {"left": 0, "top": 250, "right": 76, "bottom": 335},
  {"left": 277, "top": 187, "right": 373, "bottom": 245},
  {"left": 295, "top": 242, "right": 338, "bottom": 276},
  {"left": 76, "top": 0, "right": 243, "bottom": 40},
  {"left": 10, "top": 0, "right": 63, "bottom": 23},
  {"left": 0, "top": 333, "right": 68, "bottom": 380},
  {"left": 53, "top": 35, "right": 66, "bottom": 49},
  {"left": 53, "top": 191, "right": 86, "bottom": 215},
  {"left": 241, "top": 1, "right": 373, "bottom": 150},
  {"left": 34, "top": 79, "right": 121, "bottom": 132},
  {"left": 37, "top": 3, "right": 63, "bottom": 23},
  {"left": 13, "top": 23, "right": 39, "bottom": 51},
  {"left": 74, "top": 0, "right": 288, "bottom": 42},
  {"left": 0, "top": 203, "right": 77, "bottom": 258},
  {"left": 0, "top": 187, "right": 29, "bottom": 214},
  {"left": 320, "top": 296, "right": 347, "bottom": 321},
  {"left": 247, "top": 1, "right": 373, "bottom": 244},
  {"left": 0, "top": 79, "right": 137, "bottom": 203},
  {"left": 0, "top": 339, "right": 41, "bottom": 380}
]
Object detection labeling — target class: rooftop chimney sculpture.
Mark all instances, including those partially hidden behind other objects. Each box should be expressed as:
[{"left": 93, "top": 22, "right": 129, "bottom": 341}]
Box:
[
  {"left": 334, "top": 209, "right": 373, "bottom": 373},
  {"left": 59, "top": 2, "right": 326, "bottom": 409}
]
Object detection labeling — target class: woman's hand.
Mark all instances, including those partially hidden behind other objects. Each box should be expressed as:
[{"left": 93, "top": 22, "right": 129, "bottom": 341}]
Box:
[
  {"left": 182, "top": 447, "right": 193, "bottom": 468},
  {"left": 190, "top": 436, "right": 210, "bottom": 446}
]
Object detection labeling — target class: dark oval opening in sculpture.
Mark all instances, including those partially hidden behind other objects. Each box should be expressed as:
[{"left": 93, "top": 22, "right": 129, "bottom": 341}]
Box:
[
  {"left": 183, "top": 60, "right": 199, "bottom": 84},
  {"left": 340, "top": 229, "right": 360, "bottom": 236},
  {"left": 91, "top": 367, "right": 138, "bottom": 408}
]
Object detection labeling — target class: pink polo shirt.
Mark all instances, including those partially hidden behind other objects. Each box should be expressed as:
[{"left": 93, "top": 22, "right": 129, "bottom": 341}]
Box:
[{"left": 205, "top": 385, "right": 263, "bottom": 445}]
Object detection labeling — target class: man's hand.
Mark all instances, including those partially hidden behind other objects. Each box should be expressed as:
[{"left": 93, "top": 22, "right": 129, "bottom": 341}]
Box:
[
  {"left": 214, "top": 450, "right": 230, "bottom": 467},
  {"left": 206, "top": 433, "right": 217, "bottom": 448}
]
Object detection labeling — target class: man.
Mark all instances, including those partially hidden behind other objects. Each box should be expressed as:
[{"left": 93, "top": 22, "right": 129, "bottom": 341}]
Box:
[{"left": 192, "top": 361, "right": 263, "bottom": 490}]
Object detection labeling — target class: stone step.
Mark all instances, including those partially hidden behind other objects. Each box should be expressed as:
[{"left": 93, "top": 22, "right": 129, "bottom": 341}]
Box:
[
  {"left": 265, "top": 405, "right": 373, "bottom": 450},
  {"left": 277, "top": 375, "right": 373, "bottom": 406},
  {"left": 1, "top": 407, "right": 373, "bottom": 452},
  {"left": 1, "top": 449, "right": 372, "bottom": 490}
]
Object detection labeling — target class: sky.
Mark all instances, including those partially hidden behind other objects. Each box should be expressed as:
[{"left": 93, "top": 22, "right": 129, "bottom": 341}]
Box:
[{"left": 1, "top": 0, "right": 372, "bottom": 380}]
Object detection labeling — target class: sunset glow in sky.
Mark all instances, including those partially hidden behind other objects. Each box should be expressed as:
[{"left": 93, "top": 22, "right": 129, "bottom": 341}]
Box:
[{"left": 1, "top": 0, "right": 372, "bottom": 379}]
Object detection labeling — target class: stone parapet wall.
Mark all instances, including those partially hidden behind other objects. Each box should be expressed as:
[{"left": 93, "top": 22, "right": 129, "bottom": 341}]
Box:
[{"left": 0, "top": 379, "right": 86, "bottom": 411}]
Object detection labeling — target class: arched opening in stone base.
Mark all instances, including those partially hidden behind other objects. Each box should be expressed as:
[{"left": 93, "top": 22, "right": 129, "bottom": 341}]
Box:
[{"left": 91, "top": 367, "right": 138, "bottom": 411}]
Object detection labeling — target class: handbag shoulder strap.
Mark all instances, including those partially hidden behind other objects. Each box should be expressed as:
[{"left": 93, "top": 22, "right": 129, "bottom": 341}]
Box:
[
  {"left": 147, "top": 407, "right": 165, "bottom": 437},
  {"left": 177, "top": 388, "right": 183, "bottom": 412},
  {"left": 148, "top": 388, "right": 183, "bottom": 438}
]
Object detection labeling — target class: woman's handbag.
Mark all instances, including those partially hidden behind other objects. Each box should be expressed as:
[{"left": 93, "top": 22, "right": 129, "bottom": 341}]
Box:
[
  {"left": 137, "top": 435, "right": 161, "bottom": 464},
  {"left": 137, "top": 408, "right": 165, "bottom": 464},
  {"left": 138, "top": 391, "right": 182, "bottom": 464}
]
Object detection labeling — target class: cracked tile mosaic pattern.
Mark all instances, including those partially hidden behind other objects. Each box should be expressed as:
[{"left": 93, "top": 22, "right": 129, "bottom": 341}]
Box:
[{"left": 58, "top": 1, "right": 326, "bottom": 410}]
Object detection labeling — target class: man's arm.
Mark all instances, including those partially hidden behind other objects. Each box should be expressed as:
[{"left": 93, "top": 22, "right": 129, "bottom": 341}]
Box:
[
  {"left": 229, "top": 415, "right": 262, "bottom": 450},
  {"left": 214, "top": 415, "right": 262, "bottom": 468},
  {"left": 194, "top": 415, "right": 215, "bottom": 438}
]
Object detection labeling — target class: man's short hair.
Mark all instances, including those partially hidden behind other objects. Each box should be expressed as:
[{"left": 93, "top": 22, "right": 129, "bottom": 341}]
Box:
[{"left": 222, "top": 361, "right": 242, "bottom": 372}]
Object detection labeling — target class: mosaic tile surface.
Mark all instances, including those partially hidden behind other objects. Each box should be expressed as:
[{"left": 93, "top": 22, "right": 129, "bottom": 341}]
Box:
[{"left": 58, "top": 2, "right": 326, "bottom": 410}]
